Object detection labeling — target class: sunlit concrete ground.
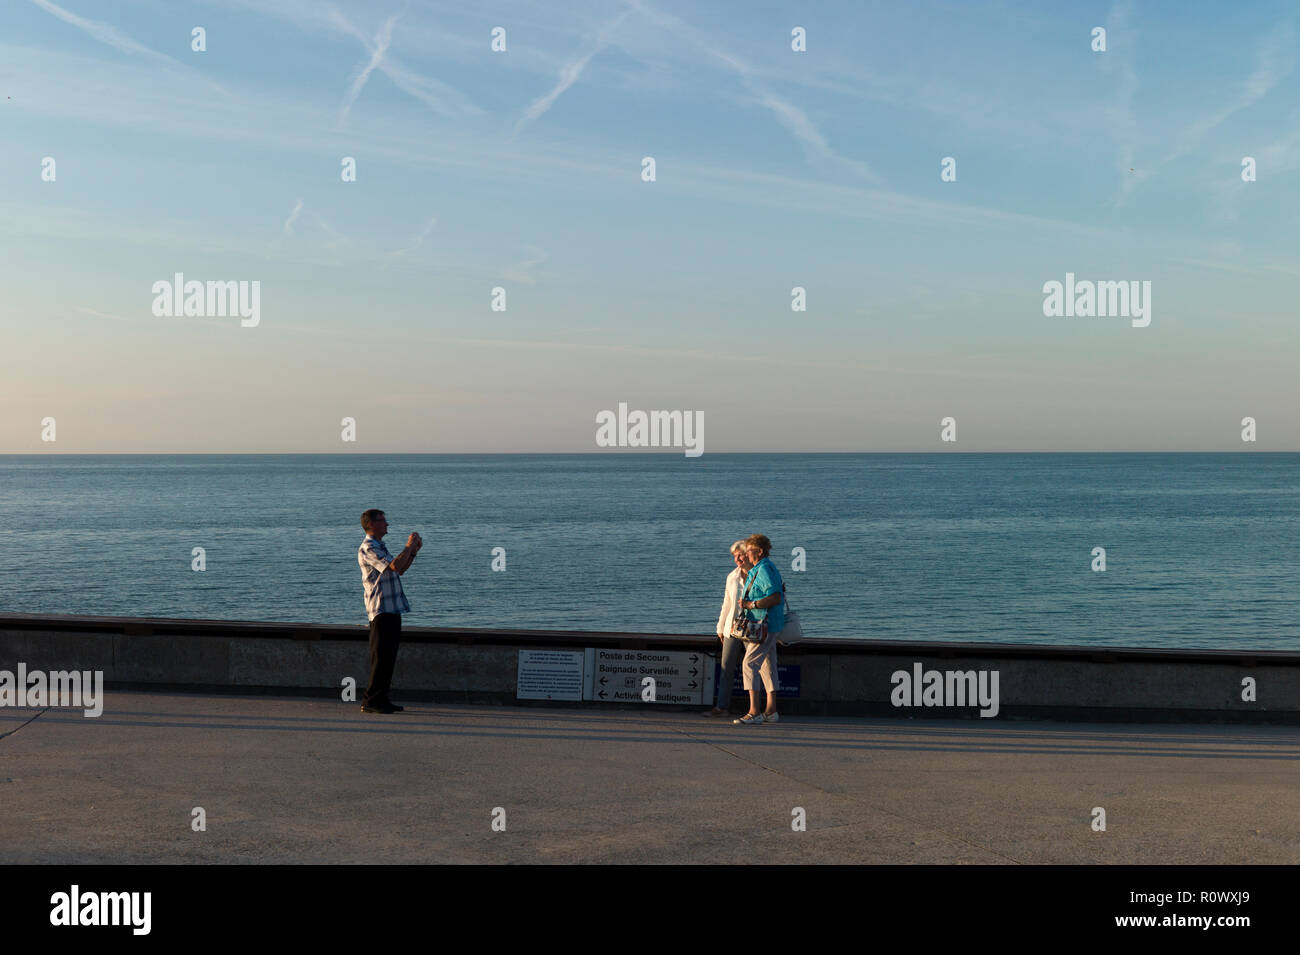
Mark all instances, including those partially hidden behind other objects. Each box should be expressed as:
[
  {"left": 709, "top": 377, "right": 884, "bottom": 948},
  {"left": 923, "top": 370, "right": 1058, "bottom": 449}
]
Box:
[{"left": 2, "top": 691, "right": 1297, "bottom": 864}]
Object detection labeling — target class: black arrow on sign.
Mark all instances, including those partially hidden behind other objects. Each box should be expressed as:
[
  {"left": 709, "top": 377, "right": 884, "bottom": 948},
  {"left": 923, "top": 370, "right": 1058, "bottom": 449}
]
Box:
[
  {"left": 599, "top": 676, "right": 608, "bottom": 685},
  {"left": 598, "top": 690, "right": 607, "bottom": 699}
]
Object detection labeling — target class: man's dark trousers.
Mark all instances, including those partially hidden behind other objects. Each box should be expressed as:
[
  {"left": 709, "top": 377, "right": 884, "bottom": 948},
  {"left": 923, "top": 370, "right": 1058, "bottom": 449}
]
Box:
[{"left": 363, "top": 612, "right": 402, "bottom": 706}]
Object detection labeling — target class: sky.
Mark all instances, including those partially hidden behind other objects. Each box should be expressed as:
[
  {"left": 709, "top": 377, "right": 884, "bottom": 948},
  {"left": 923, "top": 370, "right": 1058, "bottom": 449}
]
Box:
[{"left": 1, "top": 0, "right": 1298, "bottom": 452}]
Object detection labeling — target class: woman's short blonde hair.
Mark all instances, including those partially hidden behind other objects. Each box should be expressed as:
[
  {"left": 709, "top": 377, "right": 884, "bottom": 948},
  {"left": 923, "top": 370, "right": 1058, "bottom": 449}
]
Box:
[
  {"left": 744, "top": 534, "right": 772, "bottom": 556},
  {"left": 729, "top": 540, "right": 748, "bottom": 555}
]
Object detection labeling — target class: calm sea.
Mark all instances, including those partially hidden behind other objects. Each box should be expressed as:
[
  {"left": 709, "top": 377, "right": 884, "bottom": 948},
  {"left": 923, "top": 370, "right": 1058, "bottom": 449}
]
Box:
[{"left": 1, "top": 453, "right": 1297, "bottom": 651}]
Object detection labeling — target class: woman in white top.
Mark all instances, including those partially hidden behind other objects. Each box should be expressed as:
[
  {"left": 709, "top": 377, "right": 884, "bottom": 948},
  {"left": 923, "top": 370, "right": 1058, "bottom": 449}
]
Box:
[{"left": 706, "top": 540, "right": 752, "bottom": 717}]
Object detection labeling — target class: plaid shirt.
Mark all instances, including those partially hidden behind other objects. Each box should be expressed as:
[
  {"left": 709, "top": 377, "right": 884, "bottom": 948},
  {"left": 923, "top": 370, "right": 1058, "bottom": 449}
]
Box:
[{"left": 358, "top": 535, "right": 410, "bottom": 620}]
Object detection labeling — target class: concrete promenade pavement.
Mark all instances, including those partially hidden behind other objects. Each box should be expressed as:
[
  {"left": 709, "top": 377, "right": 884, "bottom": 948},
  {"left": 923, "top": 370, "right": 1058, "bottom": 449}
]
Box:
[{"left": 2, "top": 691, "right": 1297, "bottom": 864}]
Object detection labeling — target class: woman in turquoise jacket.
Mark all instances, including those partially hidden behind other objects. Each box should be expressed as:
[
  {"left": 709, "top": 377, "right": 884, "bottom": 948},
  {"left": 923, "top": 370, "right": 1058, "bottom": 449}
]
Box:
[{"left": 735, "top": 534, "right": 783, "bottom": 724}]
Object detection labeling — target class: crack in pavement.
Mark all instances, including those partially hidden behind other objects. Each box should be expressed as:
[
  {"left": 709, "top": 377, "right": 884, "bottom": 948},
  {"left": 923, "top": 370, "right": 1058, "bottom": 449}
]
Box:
[{"left": 0, "top": 709, "right": 47, "bottom": 742}]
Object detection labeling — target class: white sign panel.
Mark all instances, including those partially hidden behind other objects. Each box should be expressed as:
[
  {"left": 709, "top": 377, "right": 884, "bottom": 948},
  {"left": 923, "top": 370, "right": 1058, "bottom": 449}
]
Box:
[
  {"left": 583, "top": 648, "right": 713, "bottom": 705},
  {"left": 516, "top": 649, "right": 585, "bottom": 701}
]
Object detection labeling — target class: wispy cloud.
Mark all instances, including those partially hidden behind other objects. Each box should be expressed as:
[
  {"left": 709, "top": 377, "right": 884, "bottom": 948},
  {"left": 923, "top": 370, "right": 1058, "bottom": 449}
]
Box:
[
  {"left": 73, "top": 305, "right": 128, "bottom": 321},
  {"left": 269, "top": 198, "right": 304, "bottom": 250},
  {"left": 1254, "top": 119, "right": 1300, "bottom": 174},
  {"left": 502, "top": 245, "right": 550, "bottom": 286},
  {"left": 339, "top": 12, "right": 399, "bottom": 123},
  {"left": 267, "top": 199, "right": 349, "bottom": 253},
  {"left": 1107, "top": 11, "right": 1295, "bottom": 211},
  {"left": 188, "top": 0, "right": 478, "bottom": 116},
  {"left": 381, "top": 215, "right": 437, "bottom": 268},
  {"left": 622, "top": 0, "right": 879, "bottom": 182},
  {"left": 754, "top": 91, "right": 877, "bottom": 180},
  {"left": 27, "top": 0, "right": 182, "bottom": 67},
  {"left": 321, "top": 4, "right": 479, "bottom": 118},
  {"left": 1140, "top": 20, "right": 1296, "bottom": 219},
  {"left": 311, "top": 211, "right": 349, "bottom": 249},
  {"left": 518, "top": 48, "right": 600, "bottom": 128},
  {"left": 1164, "top": 22, "right": 1296, "bottom": 165},
  {"left": 27, "top": 0, "right": 226, "bottom": 93},
  {"left": 281, "top": 198, "right": 304, "bottom": 237},
  {"left": 517, "top": 11, "right": 630, "bottom": 131},
  {"left": 625, "top": 0, "right": 751, "bottom": 76},
  {"left": 1165, "top": 251, "right": 1300, "bottom": 278},
  {"left": 1207, "top": 113, "right": 1300, "bottom": 221}
]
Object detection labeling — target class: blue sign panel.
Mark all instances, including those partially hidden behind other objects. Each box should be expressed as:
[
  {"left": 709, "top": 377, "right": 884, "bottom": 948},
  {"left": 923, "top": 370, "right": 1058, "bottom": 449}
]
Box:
[{"left": 723, "top": 663, "right": 801, "bottom": 698}]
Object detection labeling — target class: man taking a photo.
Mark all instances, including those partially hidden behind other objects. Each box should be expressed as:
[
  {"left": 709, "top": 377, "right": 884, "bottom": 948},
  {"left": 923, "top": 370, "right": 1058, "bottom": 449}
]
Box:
[{"left": 357, "top": 509, "right": 422, "bottom": 714}]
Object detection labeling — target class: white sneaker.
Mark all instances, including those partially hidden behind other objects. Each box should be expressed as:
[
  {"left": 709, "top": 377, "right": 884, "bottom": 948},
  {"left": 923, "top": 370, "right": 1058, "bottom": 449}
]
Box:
[
  {"left": 764, "top": 712, "right": 779, "bottom": 723},
  {"left": 733, "top": 713, "right": 764, "bottom": 725}
]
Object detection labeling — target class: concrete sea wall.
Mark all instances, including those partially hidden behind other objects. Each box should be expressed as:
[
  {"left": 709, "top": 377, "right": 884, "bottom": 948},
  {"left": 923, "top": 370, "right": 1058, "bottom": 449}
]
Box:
[{"left": 1, "top": 613, "right": 1297, "bottom": 723}]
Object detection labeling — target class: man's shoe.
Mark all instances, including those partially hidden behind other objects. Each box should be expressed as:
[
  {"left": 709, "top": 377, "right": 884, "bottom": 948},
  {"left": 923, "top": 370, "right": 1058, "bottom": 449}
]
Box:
[
  {"left": 361, "top": 702, "right": 398, "bottom": 714},
  {"left": 380, "top": 699, "right": 405, "bottom": 712}
]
